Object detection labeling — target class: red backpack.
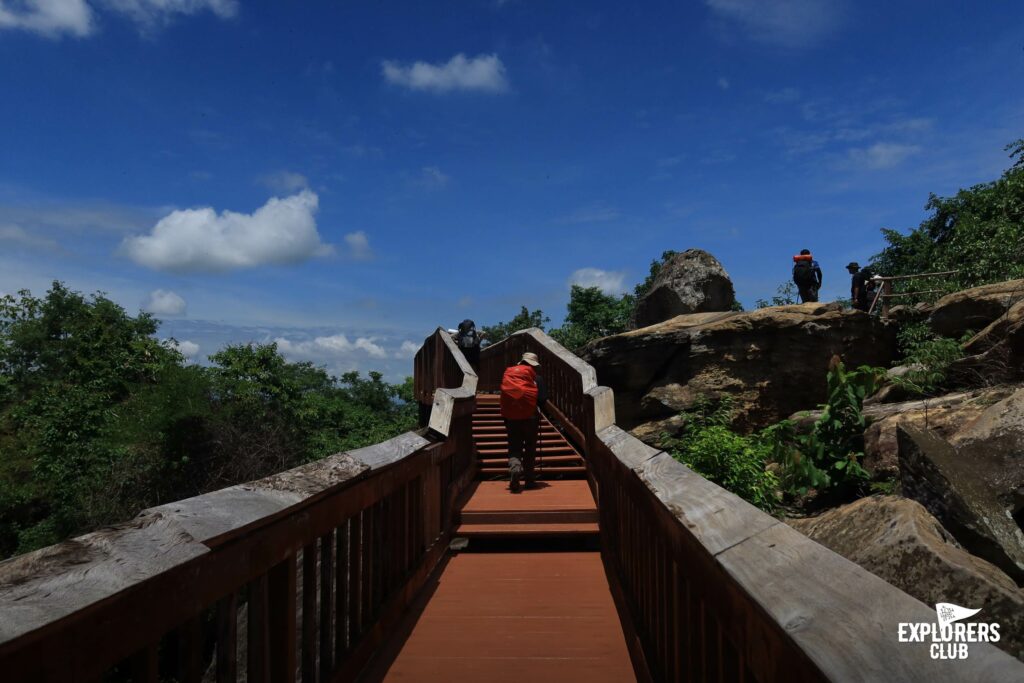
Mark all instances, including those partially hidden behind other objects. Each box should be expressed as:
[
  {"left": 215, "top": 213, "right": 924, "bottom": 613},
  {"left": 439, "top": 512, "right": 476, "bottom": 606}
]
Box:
[{"left": 500, "top": 364, "right": 538, "bottom": 419}]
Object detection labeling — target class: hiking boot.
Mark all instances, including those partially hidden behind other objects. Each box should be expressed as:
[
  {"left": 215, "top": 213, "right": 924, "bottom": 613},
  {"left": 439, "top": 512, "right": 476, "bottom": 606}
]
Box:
[
  {"left": 509, "top": 459, "right": 523, "bottom": 493},
  {"left": 524, "top": 479, "right": 539, "bottom": 490}
]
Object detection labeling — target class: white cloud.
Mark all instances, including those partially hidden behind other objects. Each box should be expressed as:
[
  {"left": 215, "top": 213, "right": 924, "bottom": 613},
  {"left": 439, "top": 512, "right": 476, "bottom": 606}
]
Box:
[
  {"left": 258, "top": 170, "right": 308, "bottom": 194},
  {"left": 717, "top": 77, "right": 730, "bottom": 90},
  {"left": 395, "top": 340, "right": 419, "bottom": 359},
  {"left": 344, "top": 231, "right": 373, "bottom": 260},
  {"left": 568, "top": 268, "right": 627, "bottom": 295},
  {"left": 165, "top": 338, "right": 200, "bottom": 358},
  {"left": 120, "top": 190, "right": 333, "bottom": 273},
  {"left": 845, "top": 142, "right": 921, "bottom": 170},
  {"left": 705, "top": 0, "right": 845, "bottom": 48},
  {"left": 0, "top": 224, "right": 61, "bottom": 251},
  {"left": 143, "top": 288, "right": 186, "bottom": 315},
  {"left": 0, "top": 0, "right": 94, "bottom": 38},
  {"left": 765, "top": 87, "right": 800, "bottom": 103},
  {"left": 99, "top": 0, "right": 237, "bottom": 28},
  {"left": 0, "top": 0, "right": 236, "bottom": 38},
  {"left": 414, "top": 166, "right": 450, "bottom": 189},
  {"left": 382, "top": 53, "right": 509, "bottom": 93},
  {"left": 275, "top": 334, "right": 387, "bottom": 360}
]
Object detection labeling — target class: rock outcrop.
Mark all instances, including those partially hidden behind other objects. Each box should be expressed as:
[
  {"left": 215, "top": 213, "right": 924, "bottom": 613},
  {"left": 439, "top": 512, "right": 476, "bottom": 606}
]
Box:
[
  {"left": 859, "top": 387, "right": 1015, "bottom": 479},
  {"left": 948, "top": 299, "right": 1024, "bottom": 386},
  {"left": 929, "top": 279, "right": 1024, "bottom": 339},
  {"left": 897, "top": 425, "right": 1024, "bottom": 584},
  {"left": 632, "top": 249, "right": 734, "bottom": 328},
  {"left": 584, "top": 303, "right": 898, "bottom": 436},
  {"left": 951, "top": 387, "right": 1024, "bottom": 513},
  {"left": 788, "top": 496, "right": 1024, "bottom": 661}
]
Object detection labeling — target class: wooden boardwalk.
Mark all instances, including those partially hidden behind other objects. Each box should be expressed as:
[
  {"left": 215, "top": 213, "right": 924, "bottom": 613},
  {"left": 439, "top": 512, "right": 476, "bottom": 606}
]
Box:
[{"left": 365, "top": 476, "right": 637, "bottom": 682}]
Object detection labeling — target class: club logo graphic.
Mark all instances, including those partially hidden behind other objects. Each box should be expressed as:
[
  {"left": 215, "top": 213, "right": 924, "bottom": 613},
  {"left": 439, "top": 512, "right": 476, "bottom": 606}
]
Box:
[{"left": 897, "top": 603, "right": 1000, "bottom": 660}]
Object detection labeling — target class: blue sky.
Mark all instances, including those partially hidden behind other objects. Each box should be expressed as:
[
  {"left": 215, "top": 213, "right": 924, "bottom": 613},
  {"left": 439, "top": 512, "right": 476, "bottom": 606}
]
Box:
[{"left": 1, "top": 1, "right": 1023, "bottom": 379}]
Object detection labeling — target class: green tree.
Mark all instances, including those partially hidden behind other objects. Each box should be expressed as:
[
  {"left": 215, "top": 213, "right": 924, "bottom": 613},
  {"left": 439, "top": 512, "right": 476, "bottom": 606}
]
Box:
[
  {"left": 871, "top": 139, "right": 1024, "bottom": 292},
  {"left": 481, "top": 306, "right": 550, "bottom": 344},
  {"left": 755, "top": 282, "right": 799, "bottom": 309},
  {"left": 549, "top": 286, "right": 634, "bottom": 352},
  {"left": 633, "top": 250, "right": 679, "bottom": 300}
]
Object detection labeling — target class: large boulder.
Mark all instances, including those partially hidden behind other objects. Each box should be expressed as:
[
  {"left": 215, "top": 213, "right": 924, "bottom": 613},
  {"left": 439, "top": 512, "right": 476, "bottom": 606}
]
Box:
[
  {"left": 859, "top": 387, "right": 1015, "bottom": 480},
  {"left": 951, "top": 387, "right": 1024, "bottom": 513},
  {"left": 788, "top": 496, "right": 1024, "bottom": 661},
  {"left": 632, "top": 249, "right": 734, "bottom": 328},
  {"left": 897, "top": 425, "right": 1024, "bottom": 584},
  {"left": 929, "top": 279, "right": 1024, "bottom": 339},
  {"left": 949, "top": 299, "right": 1024, "bottom": 386},
  {"left": 583, "top": 302, "right": 897, "bottom": 435}
]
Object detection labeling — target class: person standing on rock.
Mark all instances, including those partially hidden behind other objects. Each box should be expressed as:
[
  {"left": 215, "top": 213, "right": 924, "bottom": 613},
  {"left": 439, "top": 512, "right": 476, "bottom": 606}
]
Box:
[
  {"left": 847, "top": 262, "right": 870, "bottom": 311},
  {"left": 499, "top": 352, "right": 546, "bottom": 493},
  {"left": 793, "top": 249, "right": 823, "bottom": 303}
]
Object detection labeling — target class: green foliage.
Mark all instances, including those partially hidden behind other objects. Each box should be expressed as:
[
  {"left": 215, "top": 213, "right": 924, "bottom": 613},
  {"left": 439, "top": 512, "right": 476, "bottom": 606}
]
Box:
[
  {"left": 871, "top": 139, "right": 1024, "bottom": 291},
  {"left": 0, "top": 283, "right": 415, "bottom": 559},
  {"left": 767, "top": 359, "right": 885, "bottom": 498},
  {"left": 891, "top": 322, "right": 967, "bottom": 396},
  {"left": 480, "top": 306, "right": 550, "bottom": 344},
  {"left": 662, "top": 397, "right": 780, "bottom": 512},
  {"left": 633, "top": 250, "right": 678, "bottom": 300},
  {"left": 755, "top": 281, "right": 799, "bottom": 308},
  {"left": 549, "top": 286, "right": 634, "bottom": 352}
]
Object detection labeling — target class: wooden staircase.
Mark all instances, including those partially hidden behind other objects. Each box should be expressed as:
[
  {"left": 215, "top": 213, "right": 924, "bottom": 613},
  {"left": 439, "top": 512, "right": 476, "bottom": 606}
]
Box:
[{"left": 472, "top": 394, "right": 586, "bottom": 479}]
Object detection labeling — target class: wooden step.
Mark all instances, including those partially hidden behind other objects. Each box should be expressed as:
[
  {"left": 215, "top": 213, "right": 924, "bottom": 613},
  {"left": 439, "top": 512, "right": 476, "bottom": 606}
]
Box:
[
  {"left": 479, "top": 456, "right": 584, "bottom": 468},
  {"left": 454, "top": 522, "right": 599, "bottom": 539},
  {"left": 479, "top": 466, "right": 585, "bottom": 476},
  {"left": 460, "top": 509, "right": 597, "bottom": 524}
]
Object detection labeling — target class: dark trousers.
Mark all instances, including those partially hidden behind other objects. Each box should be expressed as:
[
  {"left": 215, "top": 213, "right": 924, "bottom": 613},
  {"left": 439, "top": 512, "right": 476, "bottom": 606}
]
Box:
[
  {"left": 798, "top": 285, "right": 819, "bottom": 303},
  {"left": 504, "top": 417, "right": 538, "bottom": 483}
]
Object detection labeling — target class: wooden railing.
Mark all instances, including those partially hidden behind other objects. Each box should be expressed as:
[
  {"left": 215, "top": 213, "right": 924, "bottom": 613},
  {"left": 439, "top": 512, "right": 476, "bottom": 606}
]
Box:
[
  {"left": 0, "top": 327, "right": 478, "bottom": 683},
  {"left": 480, "top": 328, "right": 1024, "bottom": 682}
]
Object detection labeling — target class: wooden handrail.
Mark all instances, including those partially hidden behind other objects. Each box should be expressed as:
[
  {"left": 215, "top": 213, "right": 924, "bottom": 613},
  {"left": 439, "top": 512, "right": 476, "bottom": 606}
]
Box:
[
  {"left": 0, "top": 328, "right": 479, "bottom": 683},
  {"left": 479, "top": 328, "right": 1024, "bottom": 681}
]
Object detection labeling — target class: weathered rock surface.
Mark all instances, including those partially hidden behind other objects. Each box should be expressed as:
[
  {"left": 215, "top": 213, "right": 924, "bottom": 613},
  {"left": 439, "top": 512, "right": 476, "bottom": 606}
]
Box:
[
  {"left": 788, "top": 496, "right": 1024, "bottom": 661},
  {"left": 897, "top": 425, "right": 1024, "bottom": 584},
  {"left": 929, "top": 279, "right": 1024, "bottom": 339},
  {"left": 632, "top": 249, "right": 735, "bottom": 328},
  {"left": 584, "top": 303, "right": 897, "bottom": 435},
  {"left": 951, "top": 387, "right": 1024, "bottom": 513},
  {"left": 946, "top": 299, "right": 1024, "bottom": 387},
  {"left": 858, "top": 387, "right": 1014, "bottom": 480}
]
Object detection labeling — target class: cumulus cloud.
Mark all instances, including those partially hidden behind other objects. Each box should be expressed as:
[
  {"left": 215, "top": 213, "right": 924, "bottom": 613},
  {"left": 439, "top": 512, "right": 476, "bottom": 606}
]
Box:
[
  {"left": 165, "top": 338, "right": 200, "bottom": 359},
  {"left": 382, "top": 53, "right": 508, "bottom": 93},
  {"left": 121, "top": 190, "right": 333, "bottom": 273},
  {"left": 0, "top": 0, "right": 94, "bottom": 38},
  {"left": 0, "top": 224, "right": 61, "bottom": 251},
  {"left": 143, "top": 288, "right": 186, "bottom": 315},
  {"left": 705, "top": 0, "right": 845, "bottom": 48},
  {"left": 845, "top": 142, "right": 921, "bottom": 170},
  {"left": 395, "top": 340, "right": 419, "bottom": 359},
  {"left": 275, "top": 334, "right": 387, "bottom": 360},
  {"left": 569, "top": 268, "right": 627, "bottom": 295},
  {"left": 344, "top": 231, "right": 373, "bottom": 260},
  {"left": 258, "top": 170, "right": 308, "bottom": 194}
]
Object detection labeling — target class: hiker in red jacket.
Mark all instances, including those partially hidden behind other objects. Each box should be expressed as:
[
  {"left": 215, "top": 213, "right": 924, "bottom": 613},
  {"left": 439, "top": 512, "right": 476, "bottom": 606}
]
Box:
[{"left": 500, "top": 351, "right": 547, "bottom": 493}]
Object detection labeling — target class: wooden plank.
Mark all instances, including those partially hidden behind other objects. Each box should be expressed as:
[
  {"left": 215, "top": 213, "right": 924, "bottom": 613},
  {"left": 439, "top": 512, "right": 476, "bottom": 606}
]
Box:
[
  {"left": 597, "top": 425, "right": 660, "bottom": 470},
  {"left": 177, "top": 615, "right": 203, "bottom": 683},
  {"left": 319, "top": 532, "right": 335, "bottom": 681},
  {"left": 335, "top": 518, "right": 350, "bottom": 657},
  {"left": 129, "top": 642, "right": 159, "bottom": 683},
  {"left": 635, "top": 452, "right": 779, "bottom": 556},
  {"left": 347, "top": 432, "right": 431, "bottom": 472},
  {"left": 215, "top": 592, "right": 238, "bottom": 683},
  {"left": 268, "top": 556, "right": 297, "bottom": 683},
  {"left": 301, "top": 544, "right": 317, "bottom": 683},
  {"left": 247, "top": 574, "right": 270, "bottom": 683},
  {"left": 717, "top": 522, "right": 1024, "bottom": 682}
]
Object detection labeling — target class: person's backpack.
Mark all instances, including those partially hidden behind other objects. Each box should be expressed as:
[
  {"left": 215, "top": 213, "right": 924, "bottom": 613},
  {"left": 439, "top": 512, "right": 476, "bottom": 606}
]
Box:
[
  {"left": 792, "top": 257, "right": 817, "bottom": 287},
  {"left": 500, "top": 364, "right": 538, "bottom": 420},
  {"left": 456, "top": 319, "right": 479, "bottom": 349}
]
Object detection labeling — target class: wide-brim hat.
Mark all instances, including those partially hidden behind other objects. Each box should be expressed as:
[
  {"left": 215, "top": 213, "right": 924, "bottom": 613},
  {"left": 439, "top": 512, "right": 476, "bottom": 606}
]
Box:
[
  {"left": 846, "top": 262, "right": 861, "bottom": 270},
  {"left": 520, "top": 352, "right": 540, "bottom": 366}
]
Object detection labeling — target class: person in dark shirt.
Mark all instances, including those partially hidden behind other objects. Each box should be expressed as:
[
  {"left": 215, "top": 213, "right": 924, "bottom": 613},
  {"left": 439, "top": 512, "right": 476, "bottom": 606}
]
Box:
[
  {"left": 847, "top": 262, "right": 870, "bottom": 311},
  {"left": 793, "top": 249, "right": 823, "bottom": 303}
]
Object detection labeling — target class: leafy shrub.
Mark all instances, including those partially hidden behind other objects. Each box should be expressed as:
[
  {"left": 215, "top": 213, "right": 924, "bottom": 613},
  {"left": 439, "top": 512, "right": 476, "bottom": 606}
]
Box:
[
  {"left": 755, "top": 282, "right": 799, "bottom": 308},
  {"left": 662, "top": 396, "right": 780, "bottom": 511},
  {"left": 893, "top": 322, "right": 967, "bottom": 395},
  {"left": 767, "top": 358, "right": 884, "bottom": 498}
]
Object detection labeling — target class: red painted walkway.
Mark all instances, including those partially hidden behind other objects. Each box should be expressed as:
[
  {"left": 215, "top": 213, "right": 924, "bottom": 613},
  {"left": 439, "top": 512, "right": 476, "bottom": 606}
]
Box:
[{"left": 374, "top": 552, "right": 636, "bottom": 682}]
